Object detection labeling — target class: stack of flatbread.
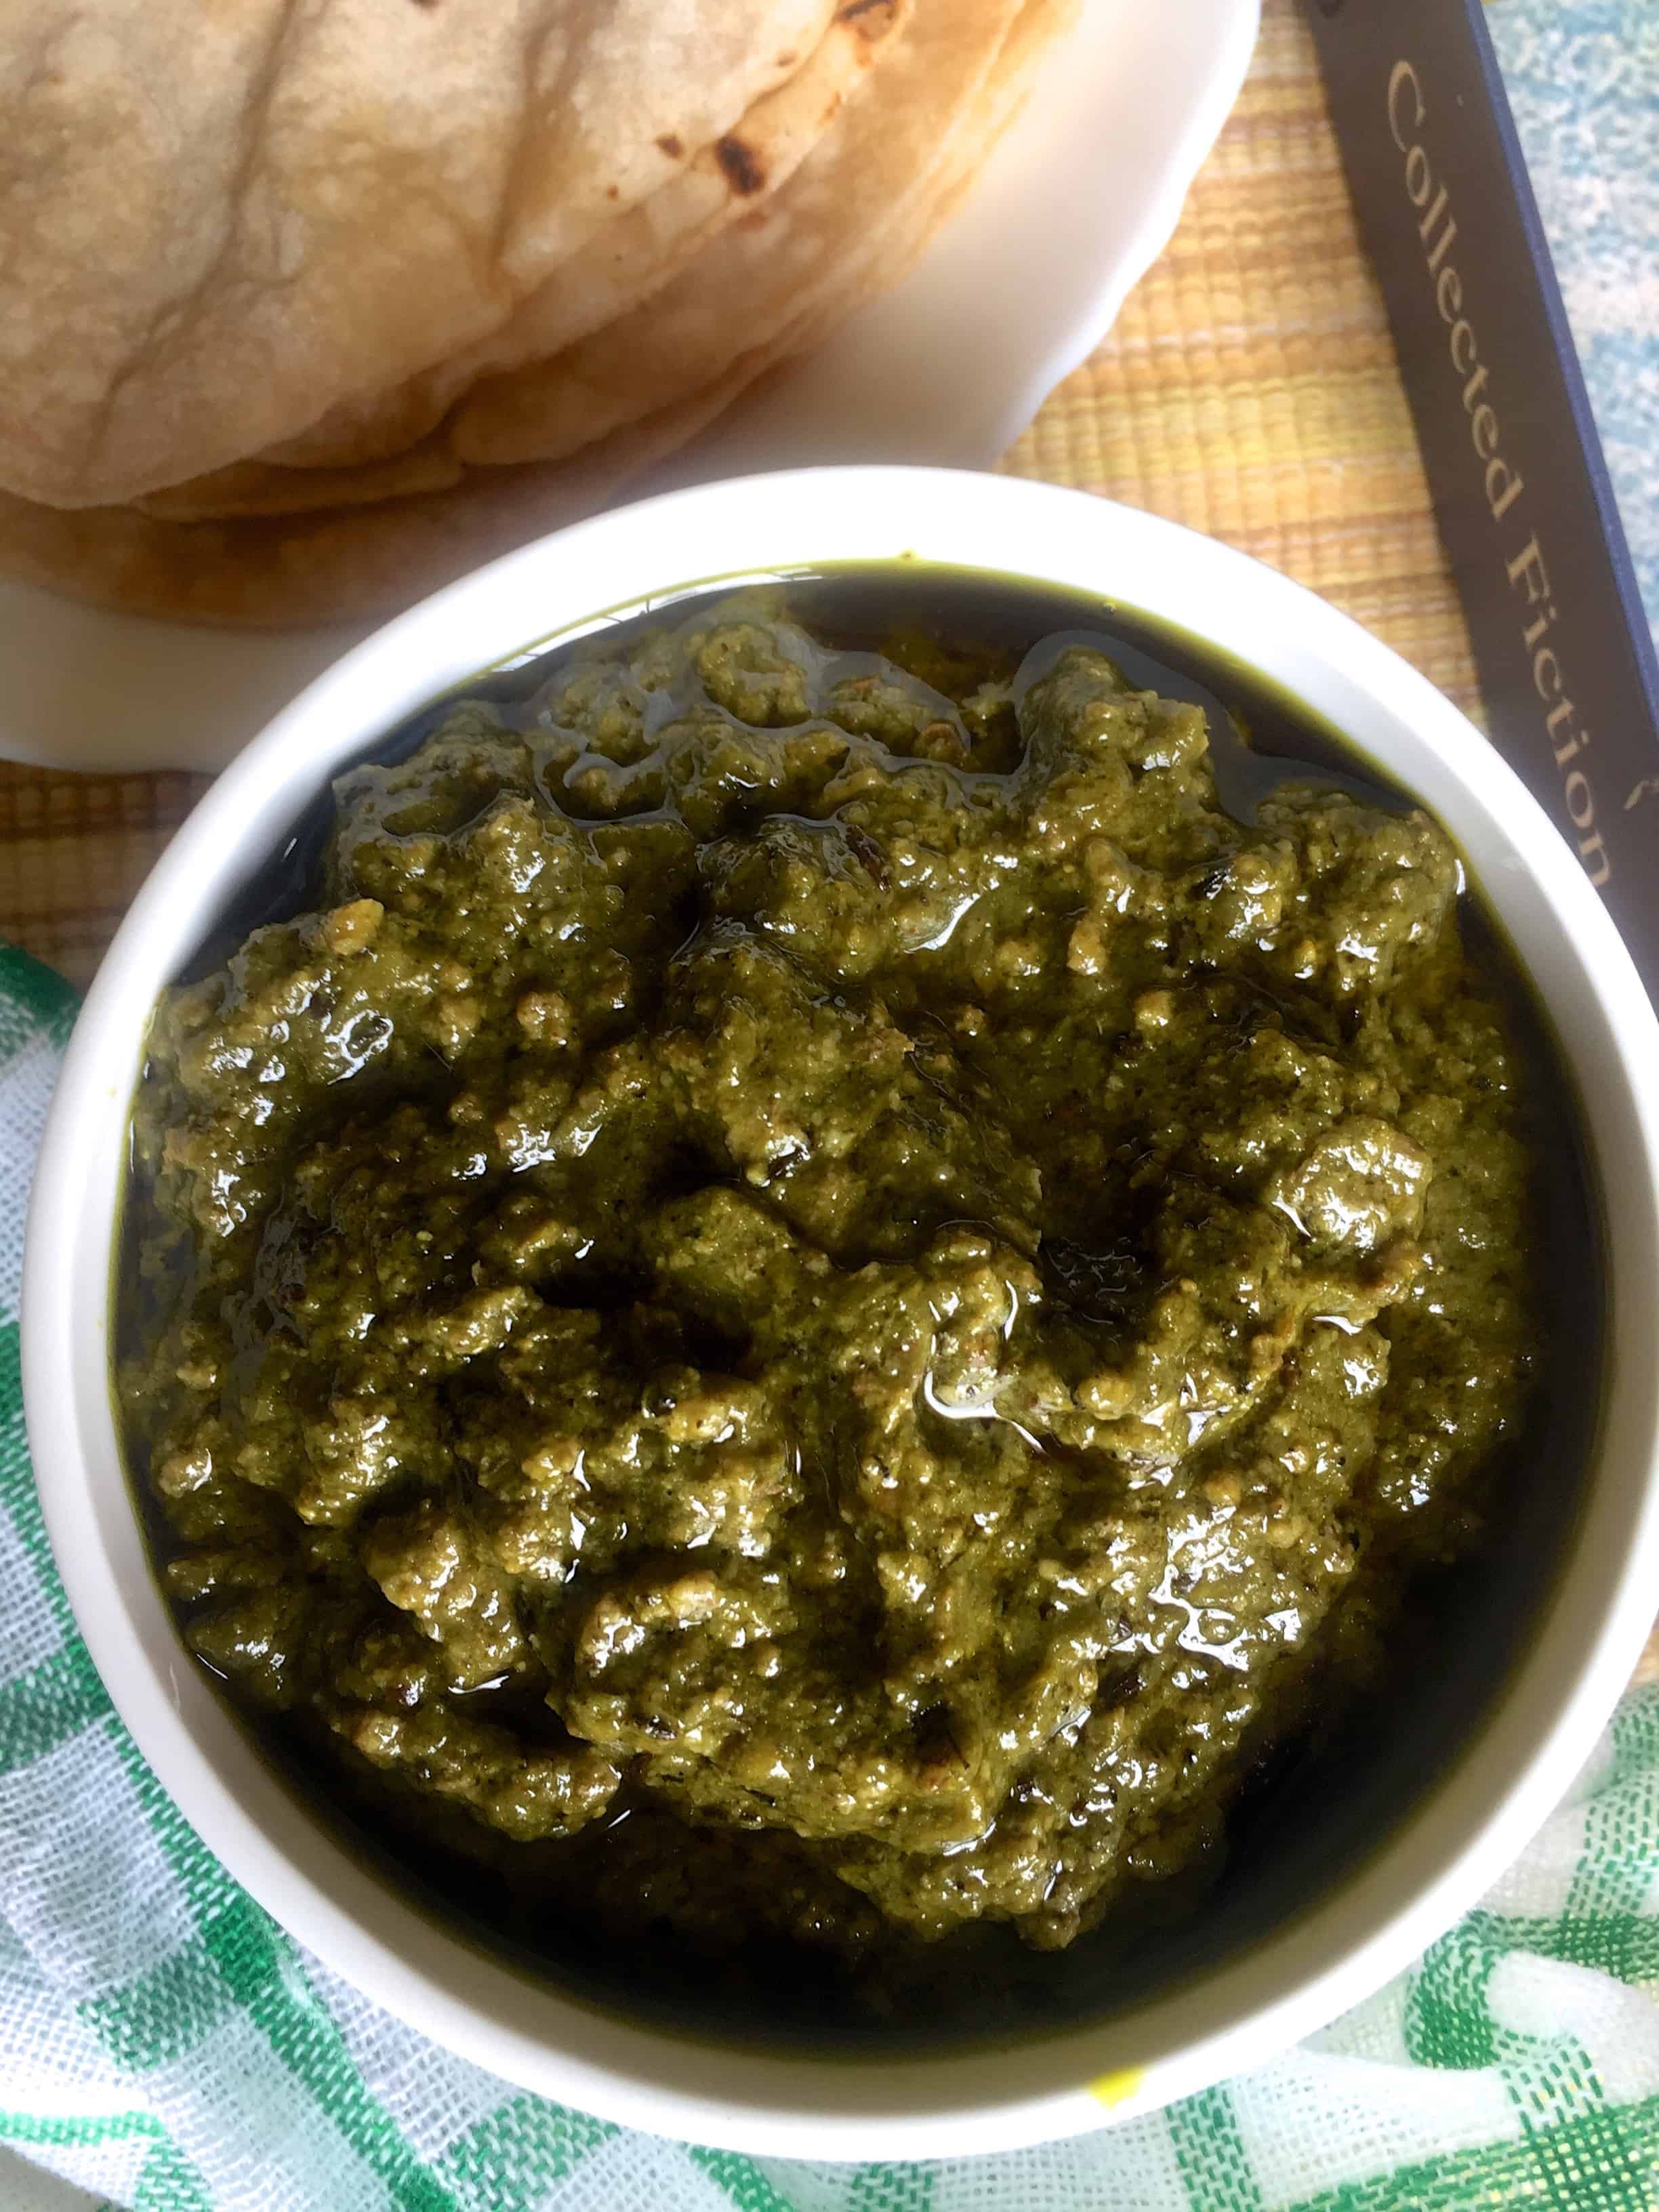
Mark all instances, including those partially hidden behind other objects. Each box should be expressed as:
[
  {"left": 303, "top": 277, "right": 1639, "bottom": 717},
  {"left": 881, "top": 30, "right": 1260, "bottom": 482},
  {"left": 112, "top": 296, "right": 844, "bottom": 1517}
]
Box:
[{"left": 0, "top": 0, "right": 1076, "bottom": 629}]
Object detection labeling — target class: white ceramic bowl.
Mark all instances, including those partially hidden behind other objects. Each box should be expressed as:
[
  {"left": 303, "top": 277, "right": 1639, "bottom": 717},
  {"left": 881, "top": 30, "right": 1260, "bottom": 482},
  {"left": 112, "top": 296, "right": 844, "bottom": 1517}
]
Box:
[{"left": 24, "top": 468, "right": 1659, "bottom": 2161}]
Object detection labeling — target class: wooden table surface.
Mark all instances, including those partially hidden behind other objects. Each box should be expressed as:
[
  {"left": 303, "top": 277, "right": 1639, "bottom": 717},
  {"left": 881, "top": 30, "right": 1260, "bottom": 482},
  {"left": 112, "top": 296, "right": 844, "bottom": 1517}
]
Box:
[{"left": 3, "top": 0, "right": 1650, "bottom": 1674}]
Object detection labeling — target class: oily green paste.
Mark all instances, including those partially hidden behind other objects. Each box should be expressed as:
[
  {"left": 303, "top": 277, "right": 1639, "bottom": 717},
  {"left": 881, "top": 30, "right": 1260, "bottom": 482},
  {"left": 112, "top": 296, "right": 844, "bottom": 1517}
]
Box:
[{"left": 118, "top": 589, "right": 1544, "bottom": 1988}]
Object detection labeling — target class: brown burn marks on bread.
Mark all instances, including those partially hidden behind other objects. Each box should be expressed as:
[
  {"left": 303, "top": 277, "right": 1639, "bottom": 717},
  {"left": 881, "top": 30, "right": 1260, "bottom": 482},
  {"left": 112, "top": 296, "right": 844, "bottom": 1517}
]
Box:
[
  {"left": 716, "top": 134, "right": 766, "bottom": 197},
  {"left": 838, "top": 0, "right": 900, "bottom": 37}
]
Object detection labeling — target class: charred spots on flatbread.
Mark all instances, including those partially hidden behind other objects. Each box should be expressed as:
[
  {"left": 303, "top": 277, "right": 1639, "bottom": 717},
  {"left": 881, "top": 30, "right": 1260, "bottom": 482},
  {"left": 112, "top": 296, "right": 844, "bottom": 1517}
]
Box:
[
  {"left": 716, "top": 134, "right": 767, "bottom": 197},
  {"left": 838, "top": 0, "right": 900, "bottom": 34}
]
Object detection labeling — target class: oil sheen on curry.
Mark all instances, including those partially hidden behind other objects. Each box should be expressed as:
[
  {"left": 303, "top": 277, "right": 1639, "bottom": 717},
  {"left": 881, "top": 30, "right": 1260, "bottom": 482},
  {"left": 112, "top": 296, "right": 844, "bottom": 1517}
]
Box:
[{"left": 116, "top": 576, "right": 1583, "bottom": 2024}]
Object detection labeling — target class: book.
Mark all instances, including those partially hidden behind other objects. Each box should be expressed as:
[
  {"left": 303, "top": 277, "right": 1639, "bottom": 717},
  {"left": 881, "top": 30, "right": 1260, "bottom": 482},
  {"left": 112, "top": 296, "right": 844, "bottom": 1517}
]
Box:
[{"left": 1303, "top": 0, "right": 1659, "bottom": 994}]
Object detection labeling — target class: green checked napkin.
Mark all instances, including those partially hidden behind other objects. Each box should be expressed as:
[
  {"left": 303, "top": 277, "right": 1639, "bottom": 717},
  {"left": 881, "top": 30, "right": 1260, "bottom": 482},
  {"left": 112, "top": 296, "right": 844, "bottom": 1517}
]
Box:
[{"left": 7, "top": 976, "right": 1659, "bottom": 2212}]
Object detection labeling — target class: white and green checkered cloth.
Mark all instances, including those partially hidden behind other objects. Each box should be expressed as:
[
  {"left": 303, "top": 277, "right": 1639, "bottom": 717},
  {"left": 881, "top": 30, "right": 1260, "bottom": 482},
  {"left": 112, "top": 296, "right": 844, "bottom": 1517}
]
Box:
[{"left": 7, "top": 949, "right": 1659, "bottom": 2212}]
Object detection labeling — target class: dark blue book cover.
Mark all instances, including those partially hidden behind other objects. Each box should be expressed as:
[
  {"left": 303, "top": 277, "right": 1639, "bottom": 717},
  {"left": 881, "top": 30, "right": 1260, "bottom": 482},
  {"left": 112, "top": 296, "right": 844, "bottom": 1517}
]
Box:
[{"left": 1303, "top": 0, "right": 1659, "bottom": 993}]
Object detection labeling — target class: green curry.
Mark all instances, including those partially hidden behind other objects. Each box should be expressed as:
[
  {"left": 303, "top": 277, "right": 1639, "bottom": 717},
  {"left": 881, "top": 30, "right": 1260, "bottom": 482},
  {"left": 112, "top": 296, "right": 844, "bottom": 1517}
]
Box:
[{"left": 117, "top": 584, "right": 1559, "bottom": 2009}]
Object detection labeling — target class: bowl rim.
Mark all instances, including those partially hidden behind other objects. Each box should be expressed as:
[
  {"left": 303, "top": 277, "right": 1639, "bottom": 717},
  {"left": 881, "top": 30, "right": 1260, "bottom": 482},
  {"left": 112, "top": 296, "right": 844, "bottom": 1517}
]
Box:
[{"left": 23, "top": 464, "right": 1659, "bottom": 2162}]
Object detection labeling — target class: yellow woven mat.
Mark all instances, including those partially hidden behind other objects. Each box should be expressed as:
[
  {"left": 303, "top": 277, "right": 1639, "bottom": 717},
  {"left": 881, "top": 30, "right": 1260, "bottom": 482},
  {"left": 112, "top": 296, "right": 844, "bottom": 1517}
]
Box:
[
  {"left": 1006, "top": 0, "right": 1476, "bottom": 714},
  {"left": 0, "top": 0, "right": 1467, "bottom": 987}
]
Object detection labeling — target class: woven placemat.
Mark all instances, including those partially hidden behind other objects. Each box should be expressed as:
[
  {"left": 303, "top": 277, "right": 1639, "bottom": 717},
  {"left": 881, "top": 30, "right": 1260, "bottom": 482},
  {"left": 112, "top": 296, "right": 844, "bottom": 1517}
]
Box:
[{"left": 1002, "top": 0, "right": 1478, "bottom": 719}]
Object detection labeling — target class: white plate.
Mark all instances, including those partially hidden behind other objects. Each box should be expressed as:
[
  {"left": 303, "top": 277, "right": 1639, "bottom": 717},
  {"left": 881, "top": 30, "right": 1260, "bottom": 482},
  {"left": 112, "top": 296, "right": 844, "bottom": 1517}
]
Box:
[{"left": 0, "top": 0, "right": 1260, "bottom": 774}]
